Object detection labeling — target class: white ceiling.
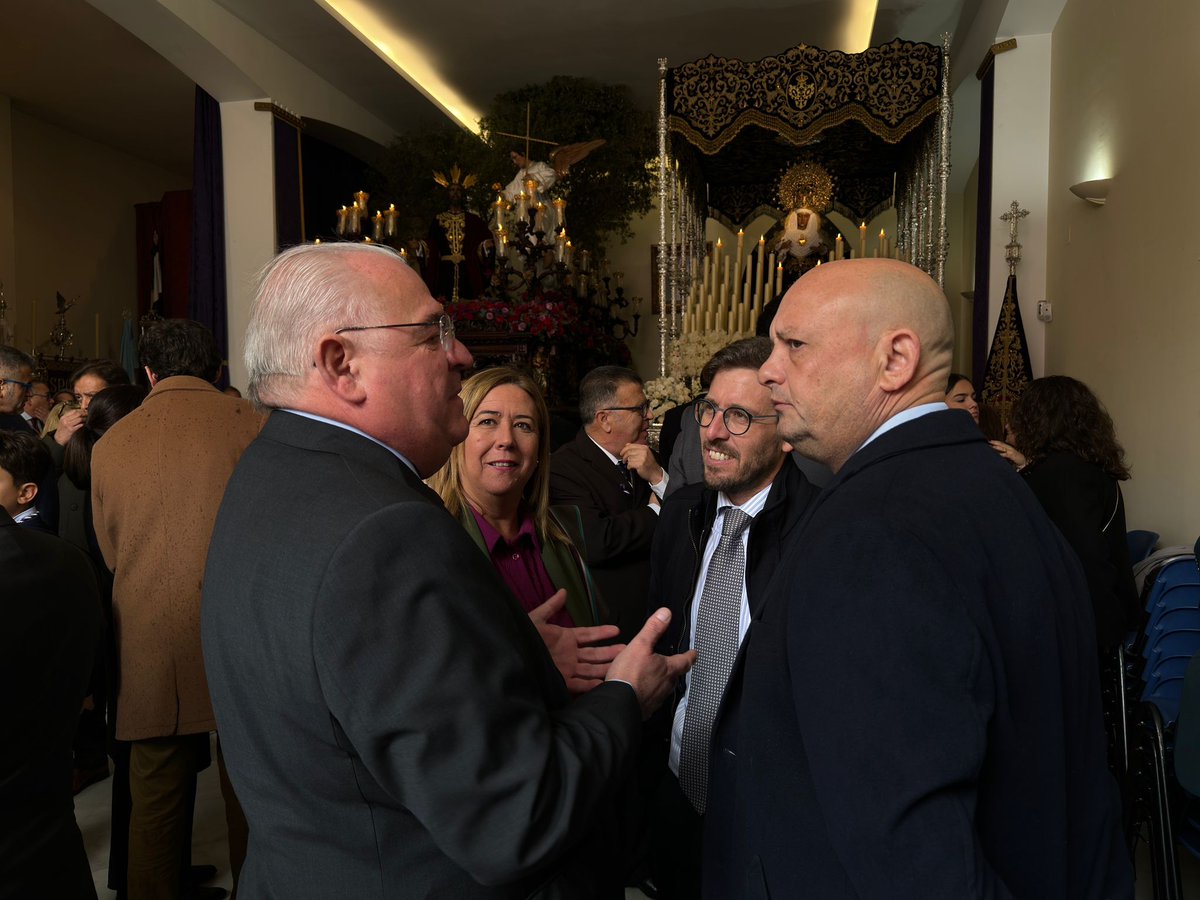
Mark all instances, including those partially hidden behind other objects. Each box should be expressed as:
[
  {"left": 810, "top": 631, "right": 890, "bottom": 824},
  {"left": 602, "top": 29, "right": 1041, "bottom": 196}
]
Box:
[{"left": 0, "top": 0, "right": 998, "bottom": 177}]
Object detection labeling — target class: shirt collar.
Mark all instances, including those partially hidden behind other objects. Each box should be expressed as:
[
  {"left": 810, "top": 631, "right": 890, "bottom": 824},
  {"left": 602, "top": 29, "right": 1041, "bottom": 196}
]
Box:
[
  {"left": 471, "top": 506, "right": 539, "bottom": 554},
  {"left": 856, "top": 401, "right": 948, "bottom": 454},
  {"left": 587, "top": 433, "right": 623, "bottom": 466},
  {"left": 715, "top": 480, "right": 773, "bottom": 521}
]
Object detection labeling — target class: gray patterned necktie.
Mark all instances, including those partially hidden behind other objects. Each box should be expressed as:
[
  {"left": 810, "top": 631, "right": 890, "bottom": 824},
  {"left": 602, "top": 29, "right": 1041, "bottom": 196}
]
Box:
[{"left": 679, "top": 507, "right": 751, "bottom": 813}]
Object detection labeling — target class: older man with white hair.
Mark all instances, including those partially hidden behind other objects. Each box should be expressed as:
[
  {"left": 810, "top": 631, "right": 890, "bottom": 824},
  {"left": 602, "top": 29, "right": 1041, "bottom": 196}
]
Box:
[{"left": 202, "top": 242, "right": 694, "bottom": 900}]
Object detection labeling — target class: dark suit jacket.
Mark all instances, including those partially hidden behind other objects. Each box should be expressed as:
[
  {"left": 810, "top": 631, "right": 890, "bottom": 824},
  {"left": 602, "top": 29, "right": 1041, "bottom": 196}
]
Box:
[
  {"left": 704, "top": 410, "right": 1132, "bottom": 899},
  {"left": 1022, "top": 451, "right": 1138, "bottom": 651},
  {"left": 0, "top": 511, "right": 101, "bottom": 900},
  {"left": 651, "top": 461, "right": 818, "bottom": 660},
  {"left": 202, "top": 412, "right": 641, "bottom": 899},
  {"left": 550, "top": 429, "right": 659, "bottom": 643},
  {"left": 642, "top": 462, "right": 818, "bottom": 894}
]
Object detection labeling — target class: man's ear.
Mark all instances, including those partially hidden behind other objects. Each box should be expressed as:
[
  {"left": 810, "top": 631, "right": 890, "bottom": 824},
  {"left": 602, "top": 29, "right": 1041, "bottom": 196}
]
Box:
[
  {"left": 314, "top": 335, "right": 367, "bottom": 403},
  {"left": 878, "top": 328, "right": 920, "bottom": 393},
  {"left": 595, "top": 411, "right": 611, "bottom": 434},
  {"left": 143, "top": 366, "right": 159, "bottom": 388},
  {"left": 16, "top": 481, "right": 37, "bottom": 506}
]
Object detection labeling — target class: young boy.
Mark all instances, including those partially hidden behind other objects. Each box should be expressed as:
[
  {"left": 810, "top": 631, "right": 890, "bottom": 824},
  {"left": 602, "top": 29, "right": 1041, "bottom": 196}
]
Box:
[{"left": 0, "top": 430, "right": 54, "bottom": 532}]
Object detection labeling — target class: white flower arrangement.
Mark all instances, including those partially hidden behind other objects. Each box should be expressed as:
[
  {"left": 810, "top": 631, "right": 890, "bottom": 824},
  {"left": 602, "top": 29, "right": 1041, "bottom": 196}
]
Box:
[
  {"left": 668, "top": 330, "right": 754, "bottom": 379},
  {"left": 644, "top": 375, "right": 696, "bottom": 416},
  {"left": 647, "top": 329, "right": 755, "bottom": 416}
]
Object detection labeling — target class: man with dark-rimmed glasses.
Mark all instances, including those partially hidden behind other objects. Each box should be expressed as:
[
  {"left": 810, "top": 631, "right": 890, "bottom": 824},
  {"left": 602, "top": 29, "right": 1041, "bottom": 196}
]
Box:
[
  {"left": 643, "top": 336, "right": 818, "bottom": 899},
  {"left": 0, "top": 345, "right": 35, "bottom": 433},
  {"left": 0, "top": 345, "right": 59, "bottom": 532},
  {"left": 551, "top": 365, "right": 668, "bottom": 645}
]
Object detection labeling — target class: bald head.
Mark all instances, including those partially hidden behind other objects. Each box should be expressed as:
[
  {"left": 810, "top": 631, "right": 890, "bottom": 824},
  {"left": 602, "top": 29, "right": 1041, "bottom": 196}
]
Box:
[
  {"left": 759, "top": 259, "right": 955, "bottom": 472},
  {"left": 806, "top": 258, "right": 953, "bottom": 374}
]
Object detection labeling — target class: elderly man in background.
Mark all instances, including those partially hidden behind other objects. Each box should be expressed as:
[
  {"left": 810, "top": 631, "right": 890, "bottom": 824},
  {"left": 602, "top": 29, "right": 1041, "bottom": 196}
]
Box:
[
  {"left": 0, "top": 346, "right": 58, "bottom": 532},
  {"left": 703, "top": 259, "right": 1132, "bottom": 899},
  {"left": 21, "top": 379, "right": 53, "bottom": 432},
  {"left": 0, "top": 346, "right": 35, "bottom": 433},
  {"left": 92, "top": 319, "right": 261, "bottom": 900},
  {"left": 202, "top": 242, "right": 693, "bottom": 900},
  {"left": 550, "top": 366, "right": 666, "bottom": 644}
]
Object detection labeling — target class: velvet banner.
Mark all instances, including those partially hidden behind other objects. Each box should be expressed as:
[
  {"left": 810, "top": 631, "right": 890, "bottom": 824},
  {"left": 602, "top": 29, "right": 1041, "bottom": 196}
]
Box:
[{"left": 188, "top": 85, "right": 229, "bottom": 373}]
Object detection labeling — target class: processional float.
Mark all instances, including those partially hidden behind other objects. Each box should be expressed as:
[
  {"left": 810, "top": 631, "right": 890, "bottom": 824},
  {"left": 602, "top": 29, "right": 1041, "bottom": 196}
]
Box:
[{"left": 654, "top": 36, "right": 953, "bottom": 378}]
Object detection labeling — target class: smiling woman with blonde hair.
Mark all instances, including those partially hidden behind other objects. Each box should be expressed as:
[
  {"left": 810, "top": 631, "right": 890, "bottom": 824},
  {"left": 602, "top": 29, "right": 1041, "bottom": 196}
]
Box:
[{"left": 429, "top": 365, "right": 620, "bottom": 694}]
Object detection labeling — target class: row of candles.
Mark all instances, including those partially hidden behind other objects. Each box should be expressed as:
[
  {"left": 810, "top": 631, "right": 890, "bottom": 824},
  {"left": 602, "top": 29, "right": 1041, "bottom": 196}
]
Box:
[
  {"left": 335, "top": 191, "right": 399, "bottom": 241},
  {"left": 834, "top": 222, "right": 897, "bottom": 260},
  {"left": 681, "top": 233, "right": 781, "bottom": 335},
  {"left": 492, "top": 180, "right": 572, "bottom": 262},
  {"left": 682, "top": 221, "right": 900, "bottom": 336}
]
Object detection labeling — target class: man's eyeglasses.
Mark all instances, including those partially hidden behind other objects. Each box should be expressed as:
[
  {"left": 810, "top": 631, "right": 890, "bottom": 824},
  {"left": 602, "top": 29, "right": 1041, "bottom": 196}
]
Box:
[
  {"left": 603, "top": 401, "right": 651, "bottom": 417},
  {"left": 335, "top": 313, "right": 456, "bottom": 353},
  {"left": 695, "top": 398, "right": 778, "bottom": 435},
  {"left": 0, "top": 378, "right": 33, "bottom": 393},
  {"left": 27, "top": 390, "right": 51, "bottom": 401}
]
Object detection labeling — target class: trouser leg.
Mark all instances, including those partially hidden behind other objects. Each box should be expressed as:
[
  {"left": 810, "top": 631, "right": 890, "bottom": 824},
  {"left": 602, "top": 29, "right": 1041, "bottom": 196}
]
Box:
[
  {"left": 126, "top": 734, "right": 207, "bottom": 900},
  {"left": 647, "top": 771, "right": 704, "bottom": 900},
  {"left": 107, "top": 739, "right": 131, "bottom": 893}
]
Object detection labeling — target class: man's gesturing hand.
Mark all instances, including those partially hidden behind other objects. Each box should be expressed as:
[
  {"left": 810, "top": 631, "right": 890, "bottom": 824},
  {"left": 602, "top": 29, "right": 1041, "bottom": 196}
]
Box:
[
  {"left": 607, "top": 608, "right": 696, "bottom": 719},
  {"left": 529, "top": 589, "right": 624, "bottom": 695}
]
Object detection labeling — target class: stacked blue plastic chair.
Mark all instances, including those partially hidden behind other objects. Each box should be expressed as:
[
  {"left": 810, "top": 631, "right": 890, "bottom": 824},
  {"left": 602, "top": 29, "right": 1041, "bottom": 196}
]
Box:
[
  {"left": 1172, "top": 653, "right": 1200, "bottom": 870},
  {"left": 1129, "top": 530, "right": 1162, "bottom": 565},
  {"left": 1124, "top": 548, "right": 1200, "bottom": 899}
]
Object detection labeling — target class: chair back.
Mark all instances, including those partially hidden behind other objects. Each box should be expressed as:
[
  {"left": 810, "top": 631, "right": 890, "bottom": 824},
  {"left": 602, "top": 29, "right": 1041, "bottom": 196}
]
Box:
[
  {"left": 1174, "top": 652, "right": 1200, "bottom": 796},
  {"left": 1129, "top": 530, "right": 1161, "bottom": 565}
]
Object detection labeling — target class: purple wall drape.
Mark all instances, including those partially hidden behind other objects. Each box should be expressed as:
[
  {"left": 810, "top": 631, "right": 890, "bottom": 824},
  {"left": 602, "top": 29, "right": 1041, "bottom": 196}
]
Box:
[
  {"left": 188, "top": 86, "right": 229, "bottom": 373},
  {"left": 273, "top": 116, "right": 303, "bottom": 248},
  {"left": 971, "top": 63, "right": 995, "bottom": 383}
]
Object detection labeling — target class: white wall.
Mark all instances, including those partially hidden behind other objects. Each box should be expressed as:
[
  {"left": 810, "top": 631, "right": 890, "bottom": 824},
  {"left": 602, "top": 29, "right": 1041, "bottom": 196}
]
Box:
[
  {"left": 220, "top": 100, "right": 277, "bottom": 392},
  {"left": 7, "top": 105, "right": 188, "bottom": 361},
  {"left": 1046, "top": 0, "right": 1200, "bottom": 544},
  {"left": 989, "top": 33, "right": 1053, "bottom": 376},
  {"left": 0, "top": 96, "right": 17, "bottom": 345}
]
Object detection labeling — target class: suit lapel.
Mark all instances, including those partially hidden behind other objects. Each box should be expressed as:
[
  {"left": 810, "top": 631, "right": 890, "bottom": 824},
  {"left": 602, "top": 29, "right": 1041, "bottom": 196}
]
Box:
[{"left": 574, "top": 430, "right": 649, "bottom": 509}]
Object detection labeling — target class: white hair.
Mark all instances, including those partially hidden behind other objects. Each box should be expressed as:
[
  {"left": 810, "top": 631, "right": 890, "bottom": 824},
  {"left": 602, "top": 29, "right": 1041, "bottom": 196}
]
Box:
[{"left": 245, "top": 242, "right": 407, "bottom": 409}]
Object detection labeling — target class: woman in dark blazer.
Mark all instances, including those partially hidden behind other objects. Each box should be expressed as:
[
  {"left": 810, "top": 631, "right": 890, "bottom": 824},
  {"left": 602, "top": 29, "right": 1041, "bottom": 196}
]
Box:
[
  {"left": 1010, "top": 375, "right": 1138, "bottom": 652},
  {"left": 429, "top": 366, "right": 619, "bottom": 696}
]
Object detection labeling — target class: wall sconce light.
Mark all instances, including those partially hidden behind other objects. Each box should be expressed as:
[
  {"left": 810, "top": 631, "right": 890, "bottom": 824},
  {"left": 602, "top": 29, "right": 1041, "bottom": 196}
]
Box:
[{"left": 1068, "top": 178, "right": 1112, "bottom": 206}]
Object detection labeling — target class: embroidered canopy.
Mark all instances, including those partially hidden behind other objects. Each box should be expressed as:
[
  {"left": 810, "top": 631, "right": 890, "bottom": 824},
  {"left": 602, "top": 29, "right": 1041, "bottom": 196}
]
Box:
[{"left": 665, "top": 39, "right": 944, "bottom": 228}]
